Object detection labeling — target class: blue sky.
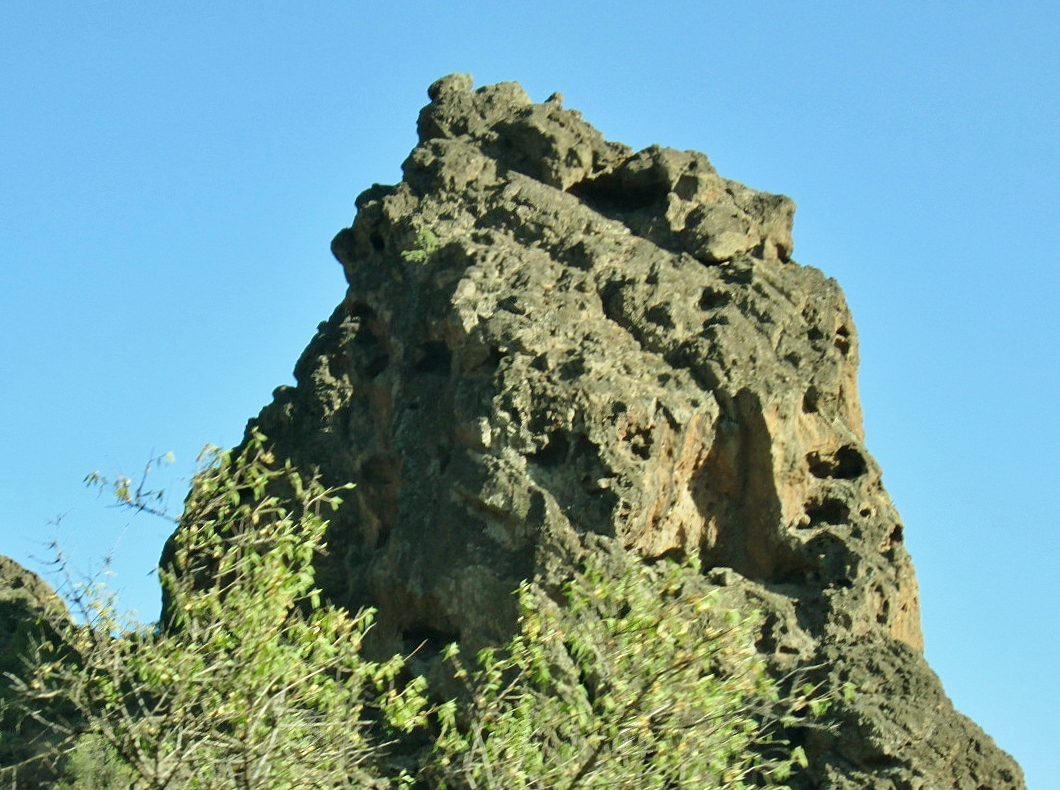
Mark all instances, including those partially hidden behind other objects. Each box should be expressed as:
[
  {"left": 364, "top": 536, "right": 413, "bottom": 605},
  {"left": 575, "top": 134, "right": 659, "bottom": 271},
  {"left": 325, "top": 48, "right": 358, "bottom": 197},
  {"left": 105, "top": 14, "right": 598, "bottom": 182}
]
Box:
[{"left": 2, "top": 2, "right": 1056, "bottom": 785}]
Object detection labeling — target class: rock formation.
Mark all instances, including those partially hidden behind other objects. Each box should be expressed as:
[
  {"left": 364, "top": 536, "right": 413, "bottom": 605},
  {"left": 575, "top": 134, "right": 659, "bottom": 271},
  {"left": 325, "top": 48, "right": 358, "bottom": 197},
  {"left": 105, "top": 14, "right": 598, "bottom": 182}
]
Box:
[
  {"left": 0, "top": 555, "right": 68, "bottom": 785},
  {"left": 0, "top": 555, "right": 65, "bottom": 678},
  {"left": 236, "top": 75, "right": 1022, "bottom": 788}
]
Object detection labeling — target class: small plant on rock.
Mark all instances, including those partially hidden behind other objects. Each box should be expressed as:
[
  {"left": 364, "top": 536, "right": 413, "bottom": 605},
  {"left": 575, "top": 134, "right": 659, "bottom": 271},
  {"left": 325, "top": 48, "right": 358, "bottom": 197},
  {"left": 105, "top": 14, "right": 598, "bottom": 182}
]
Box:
[
  {"left": 431, "top": 551, "right": 819, "bottom": 790},
  {"left": 401, "top": 229, "right": 440, "bottom": 262}
]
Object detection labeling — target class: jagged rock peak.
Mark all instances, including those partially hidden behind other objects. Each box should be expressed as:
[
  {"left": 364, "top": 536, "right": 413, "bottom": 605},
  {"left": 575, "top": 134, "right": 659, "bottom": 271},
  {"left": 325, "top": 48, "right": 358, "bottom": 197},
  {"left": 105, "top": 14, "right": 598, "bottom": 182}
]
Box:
[
  {"left": 396, "top": 73, "right": 796, "bottom": 266},
  {"left": 244, "top": 75, "right": 1023, "bottom": 789}
]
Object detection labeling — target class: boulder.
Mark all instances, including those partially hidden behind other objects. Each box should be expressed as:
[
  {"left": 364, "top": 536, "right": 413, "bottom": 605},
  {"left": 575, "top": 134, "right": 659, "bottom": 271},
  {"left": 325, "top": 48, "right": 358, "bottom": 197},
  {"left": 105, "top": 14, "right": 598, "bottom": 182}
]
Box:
[{"left": 227, "top": 75, "right": 1021, "bottom": 788}]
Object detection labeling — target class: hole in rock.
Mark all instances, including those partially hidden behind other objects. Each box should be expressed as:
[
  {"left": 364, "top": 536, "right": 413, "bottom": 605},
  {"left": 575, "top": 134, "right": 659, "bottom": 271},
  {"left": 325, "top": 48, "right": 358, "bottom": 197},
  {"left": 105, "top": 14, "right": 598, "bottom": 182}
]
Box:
[
  {"left": 413, "top": 341, "right": 452, "bottom": 376},
  {"left": 402, "top": 623, "right": 461, "bottom": 656},
  {"left": 807, "top": 445, "right": 867, "bottom": 480},
  {"left": 700, "top": 315, "right": 730, "bottom": 333},
  {"left": 802, "top": 387, "right": 819, "bottom": 413},
  {"left": 483, "top": 345, "right": 506, "bottom": 372},
  {"left": 529, "top": 431, "right": 570, "bottom": 467},
  {"left": 348, "top": 301, "right": 376, "bottom": 325},
  {"left": 560, "top": 358, "right": 586, "bottom": 379},
  {"left": 720, "top": 261, "right": 753, "bottom": 285},
  {"left": 628, "top": 428, "right": 653, "bottom": 460},
  {"left": 646, "top": 547, "right": 686, "bottom": 566},
  {"left": 804, "top": 498, "right": 850, "bottom": 527},
  {"left": 834, "top": 325, "right": 851, "bottom": 355},
  {"left": 874, "top": 586, "right": 891, "bottom": 623},
  {"left": 646, "top": 304, "right": 675, "bottom": 329},
  {"left": 349, "top": 302, "right": 389, "bottom": 379},
  {"left": 889, "top": 523, "right": 904, "bottom": 545},
  {"left": 567, "top": 171, "right": 671, "bottom": 212},
  {"left": 580, "top": 475, "right": 612, "bottom": 496},
  {"left": 364, "top": 354, "right": 389, "bottom": 380},
  {"left": 804, "top": 533, "right": 858, "bottom": 585},
  {"left": 497, "top": 295, "right": 526, "bottom": 315},
  {"left": 599, "top": 279, "right": 631, "bottom": 327}
]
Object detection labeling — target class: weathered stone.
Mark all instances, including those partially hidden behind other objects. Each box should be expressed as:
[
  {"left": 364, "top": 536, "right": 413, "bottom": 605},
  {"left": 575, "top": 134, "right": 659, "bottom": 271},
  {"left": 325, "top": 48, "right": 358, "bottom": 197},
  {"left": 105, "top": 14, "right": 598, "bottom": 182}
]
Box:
[
  {"left": 0, "top": 555, "right": 65, "bottom": 683},
  {"left": 226, "top": 75, "right": 1021, "bottom": 788},
  {"left": 0, "top": 555, "right": 68, "bottom": 786}
]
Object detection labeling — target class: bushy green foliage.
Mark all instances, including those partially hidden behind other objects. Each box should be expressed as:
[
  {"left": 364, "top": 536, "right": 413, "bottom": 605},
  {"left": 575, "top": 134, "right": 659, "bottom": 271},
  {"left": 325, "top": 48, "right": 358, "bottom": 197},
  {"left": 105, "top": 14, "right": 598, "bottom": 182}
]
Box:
[
  {"left": 7, "top": 430, "right": 429, "bottom": 789},
  {"left": 4, "top": 431, "right": 825, "bottom": 789},
  {"left": 400, "top": 229, "right": 440, "bottom": 262},
  {"left": 53, "top": 734, "right": 136, "bottom": 790},
  {"left": 431, "top": 553, "right": 814, "bottom": 790}
]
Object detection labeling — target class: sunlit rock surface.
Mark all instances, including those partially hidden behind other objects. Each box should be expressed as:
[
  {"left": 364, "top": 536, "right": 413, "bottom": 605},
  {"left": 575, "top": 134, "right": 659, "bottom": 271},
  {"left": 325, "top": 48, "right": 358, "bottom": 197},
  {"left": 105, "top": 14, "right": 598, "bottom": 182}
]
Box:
[{"left": 225, "top": 75, "right": 1022, "bottom": 789}]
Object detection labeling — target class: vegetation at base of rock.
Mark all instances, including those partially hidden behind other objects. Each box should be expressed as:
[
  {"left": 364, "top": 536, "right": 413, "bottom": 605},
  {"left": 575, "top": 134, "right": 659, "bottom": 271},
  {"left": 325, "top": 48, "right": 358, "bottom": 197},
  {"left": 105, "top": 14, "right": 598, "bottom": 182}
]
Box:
[
  {"left": 51, "top": 735, "right": 136, "bottom": 790},
  {"left": 432, "top": 551, "right": 817, "bottom": 789},
  {"left": 4, "top": 431, "right": 430, "bottom": 789},
  {"left": 2, "top": 433, "right": 820, "bottom": 788}
]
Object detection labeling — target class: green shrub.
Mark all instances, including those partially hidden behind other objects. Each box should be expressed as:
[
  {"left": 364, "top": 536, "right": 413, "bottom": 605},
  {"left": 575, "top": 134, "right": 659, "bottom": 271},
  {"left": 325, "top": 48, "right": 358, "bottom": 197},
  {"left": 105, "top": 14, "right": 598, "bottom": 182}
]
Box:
[
  {"left": 5, "top": 430, "right": 824, "bottom": 789},
  {"left": 431, "top": 551, "right": 816, "bottom": 789},
  {"left": 7, "top": 430, "right": 429, "bottom": 790},
  {"left": 400, "top": 229, "right": 440, "bottom": 262},
  {"left": 53, "top": 734, "right": 136, "bottom": 790}
]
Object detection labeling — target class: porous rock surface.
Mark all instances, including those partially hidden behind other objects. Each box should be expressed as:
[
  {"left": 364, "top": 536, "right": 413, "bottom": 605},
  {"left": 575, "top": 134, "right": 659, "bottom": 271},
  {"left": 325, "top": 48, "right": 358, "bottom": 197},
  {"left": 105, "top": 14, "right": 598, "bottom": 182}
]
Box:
[{"left": 243, "top": 75, "right": 1023, "bottom": 788}]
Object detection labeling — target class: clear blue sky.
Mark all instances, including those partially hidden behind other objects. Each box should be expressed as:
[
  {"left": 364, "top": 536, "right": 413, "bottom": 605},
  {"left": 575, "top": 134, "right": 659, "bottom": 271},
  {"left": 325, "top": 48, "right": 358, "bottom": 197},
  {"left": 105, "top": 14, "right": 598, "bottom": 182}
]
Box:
[{"left": 2, "top": 3, "right": 1056, "bottom": 785}]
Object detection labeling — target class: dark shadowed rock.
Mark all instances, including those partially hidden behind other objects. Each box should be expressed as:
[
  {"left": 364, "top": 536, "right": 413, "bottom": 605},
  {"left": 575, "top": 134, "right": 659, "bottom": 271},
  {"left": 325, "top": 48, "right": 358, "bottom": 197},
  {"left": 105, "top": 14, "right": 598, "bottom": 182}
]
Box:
[
  {"left": 216, "top": 75, "right": 1021, "bottom": 788},
  {"left": 0, "top": 555, "right": 68, "bottom": 786},
  {"left": 0, "top": 555, "right": 65, "bottom": 684}
]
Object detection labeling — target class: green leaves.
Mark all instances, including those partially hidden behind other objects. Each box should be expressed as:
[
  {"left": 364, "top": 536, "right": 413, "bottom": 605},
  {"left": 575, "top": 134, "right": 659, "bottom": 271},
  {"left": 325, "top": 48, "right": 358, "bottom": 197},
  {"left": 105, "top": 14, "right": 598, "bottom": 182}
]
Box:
[
  {"left": 11, "top": 430, "right": 837, "bottom": 789},
  {"left": 401, "top": 229, "right": 440, "bottom": 263},
  {"left": 13, "top": 431, "right": 430, "bottom": 789},
  {"left": 432, "top": 552, "right": 822, "bottom": 790}
]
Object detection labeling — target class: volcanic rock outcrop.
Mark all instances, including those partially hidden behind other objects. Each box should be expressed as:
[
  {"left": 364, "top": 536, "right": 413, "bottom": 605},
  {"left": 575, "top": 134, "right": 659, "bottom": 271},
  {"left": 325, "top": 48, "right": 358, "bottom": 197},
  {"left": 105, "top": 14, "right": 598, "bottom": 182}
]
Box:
[
  {"left": 0, "top": 555, "right": 68, "bottom": 784},
  {"left": 239, "top": 75, "right": 1022, "bottom": 788},
  {"left": 0, "top": 555, "right": 65, "bottom": 678}
]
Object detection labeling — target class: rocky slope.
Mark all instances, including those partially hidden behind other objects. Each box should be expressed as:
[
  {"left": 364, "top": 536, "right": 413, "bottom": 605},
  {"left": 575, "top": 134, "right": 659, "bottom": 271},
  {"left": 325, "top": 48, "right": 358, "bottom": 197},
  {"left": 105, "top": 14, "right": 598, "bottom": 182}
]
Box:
[{"left": 240, "top": 75, "right": 1022, "bottom": 788}]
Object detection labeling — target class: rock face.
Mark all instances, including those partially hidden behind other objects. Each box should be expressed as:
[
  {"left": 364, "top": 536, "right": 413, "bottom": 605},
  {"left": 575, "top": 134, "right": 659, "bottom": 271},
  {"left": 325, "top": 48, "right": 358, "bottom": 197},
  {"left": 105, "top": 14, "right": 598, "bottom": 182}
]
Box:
[
  {"left": 0, "top": 555, "right": 67, "bottom": 784},
  {"left": 0, "top": 555, "right": 65, "bottom": 684},
  {"left": 244, "top": 75, "right": 1023, "bottom": 788}
]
